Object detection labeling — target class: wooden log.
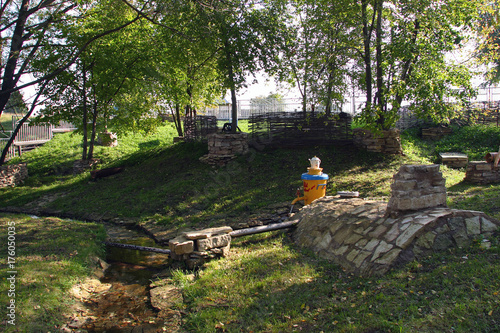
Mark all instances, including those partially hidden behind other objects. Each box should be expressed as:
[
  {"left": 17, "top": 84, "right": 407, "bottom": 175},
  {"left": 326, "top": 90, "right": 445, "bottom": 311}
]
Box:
[{"left": 90, "top": 167, "right": 124, "bottom": 180}]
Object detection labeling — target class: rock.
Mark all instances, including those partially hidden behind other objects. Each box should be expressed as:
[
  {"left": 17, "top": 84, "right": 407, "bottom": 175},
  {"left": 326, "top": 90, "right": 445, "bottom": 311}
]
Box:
[
  {"left": 183, "top": 226, "right": 233, "bottom": 240},
  {"left": 197, "top": 234, "right": 231, "bottom": 251},
  {"left": 169, "top": 236, "right": 194, "bottom": 255},
  {"left": 150, "top": 284, "right": 183, "bottom": 311}
]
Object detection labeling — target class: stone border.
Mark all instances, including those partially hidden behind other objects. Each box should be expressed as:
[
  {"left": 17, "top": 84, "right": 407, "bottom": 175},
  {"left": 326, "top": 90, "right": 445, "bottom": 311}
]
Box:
[{"left": 200, "top": 132, "right": 249, "bottom": 166}]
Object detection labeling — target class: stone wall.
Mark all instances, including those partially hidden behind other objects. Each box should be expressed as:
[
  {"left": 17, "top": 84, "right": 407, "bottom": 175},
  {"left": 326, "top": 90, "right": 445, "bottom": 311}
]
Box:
[
  {"left": 199, "top": 133, "right": 249, "bottom": 166},
  {"left": 0, "top": 163, "right": 28, "bottom": 187},
  {"left": 386, "top": 164, "right": 447, "bottom": 217},
  {"left": 439, "top": 152, "right": 468, "bottom": 168},
  {"left": 353, "top": 128, "right": 403, "bottom": 154},
  {"left": 421, "top": 126, "right": 452, "bottom": 140},
  {"left": 465, "top": 161, "right": 500, "bottom": 184},
  {"left": 293, "top": 197, "right": 499, "bottom": 276}
]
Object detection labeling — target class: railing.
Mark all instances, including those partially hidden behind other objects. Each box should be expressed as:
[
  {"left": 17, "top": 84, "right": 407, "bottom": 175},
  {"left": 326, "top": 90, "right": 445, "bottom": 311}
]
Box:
[
  {"left": 14, "top": 122, "right": 54, "bottom": 142},
  {"left": 0, "top": 138, "right": 16, "bottom": 160},
  {"left": 1, "top": 116, "right": 76, "bottom": 161}
]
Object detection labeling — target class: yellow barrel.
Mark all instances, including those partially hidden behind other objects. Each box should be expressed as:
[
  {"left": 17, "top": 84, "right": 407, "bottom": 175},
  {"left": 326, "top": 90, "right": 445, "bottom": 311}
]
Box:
[{"left": 301, "top": 168, "right": 329, "bottom": 205}]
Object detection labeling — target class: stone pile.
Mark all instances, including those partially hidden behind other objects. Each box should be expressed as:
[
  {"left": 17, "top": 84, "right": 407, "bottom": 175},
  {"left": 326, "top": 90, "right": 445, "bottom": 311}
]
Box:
[
  {"left": 353, "top": 128, "right": 403, "bottom": 154},
  {"left": 421, "top": 126, "right": 452, "bottom": 140},
  {"left": 0, "top": 163, "right": 28, "bottom": 187},
  {"left": 465, "top": 161, "right": 500, "bottom": 184},
  {"left": 386, "top": 164, "right": 446, "bottom": 217},
  {"left": 97, "top": 131, "right": 118, "bottom": 147},
  {"left": 169, "top": 226, "right": 233, "bottom": 268},
  {"left": 199, "top": 133, "right": 249, "bottom": 166},
  {"left": 293, "top": 197, "right": 499, "bottom": 276}
]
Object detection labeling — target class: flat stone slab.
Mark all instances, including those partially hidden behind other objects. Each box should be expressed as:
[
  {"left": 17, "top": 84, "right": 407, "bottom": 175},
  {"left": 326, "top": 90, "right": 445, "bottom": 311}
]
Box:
[
  {"left": 183, "top": 226, "right": 233, "bottom": 240},
  {"left": 439, "top": 152, "right": 468, "bottom": 168},
  {"left": 293, "top": 196, "right": 500, "bottom": 276}
]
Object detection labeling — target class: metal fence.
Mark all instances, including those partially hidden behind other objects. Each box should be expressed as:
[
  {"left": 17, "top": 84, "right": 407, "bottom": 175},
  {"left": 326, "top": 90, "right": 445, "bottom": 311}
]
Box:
[{"left": 200, "top": 98, "right": 354, "bottom": 121}]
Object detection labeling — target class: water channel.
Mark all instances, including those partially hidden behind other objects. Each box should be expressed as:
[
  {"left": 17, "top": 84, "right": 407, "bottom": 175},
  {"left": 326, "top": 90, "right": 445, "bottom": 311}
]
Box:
[{"left": 80, "top": 224, "right": 172, "bottom": 333}]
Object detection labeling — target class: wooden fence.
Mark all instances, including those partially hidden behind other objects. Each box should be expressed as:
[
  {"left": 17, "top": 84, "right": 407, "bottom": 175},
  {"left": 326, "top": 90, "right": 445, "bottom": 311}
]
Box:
[
  {"left": 1, "top": 117, "right": 76, "bottom": 161},
  {"left": 249, "top": 112, "right": 353, "bottom": 147}
]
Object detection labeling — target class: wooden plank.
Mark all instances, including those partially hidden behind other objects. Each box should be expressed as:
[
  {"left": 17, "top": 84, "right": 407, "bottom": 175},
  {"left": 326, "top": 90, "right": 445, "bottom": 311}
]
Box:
[{"left": 13, "top": 139, "right": 50, "bottom": 147}]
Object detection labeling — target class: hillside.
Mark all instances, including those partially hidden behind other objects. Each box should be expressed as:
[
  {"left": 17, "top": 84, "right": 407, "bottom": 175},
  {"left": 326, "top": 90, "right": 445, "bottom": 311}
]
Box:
[{"left": 2, "top": 123, "right": 500, "bottom": 227}]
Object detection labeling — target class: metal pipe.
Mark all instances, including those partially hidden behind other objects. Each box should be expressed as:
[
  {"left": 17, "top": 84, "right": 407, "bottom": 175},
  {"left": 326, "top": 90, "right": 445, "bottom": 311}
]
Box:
[
  {"left": 104, "top": 241, "right": 171, "bottom": 254},
  {"left": 229, "top": 219, "right": 300, "bottom": 238}
]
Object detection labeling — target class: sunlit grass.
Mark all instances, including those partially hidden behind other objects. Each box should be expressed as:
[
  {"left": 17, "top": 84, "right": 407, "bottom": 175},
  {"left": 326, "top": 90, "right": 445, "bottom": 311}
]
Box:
[{"left": 0, "top": 214, "right": 106, "bottom": 332}]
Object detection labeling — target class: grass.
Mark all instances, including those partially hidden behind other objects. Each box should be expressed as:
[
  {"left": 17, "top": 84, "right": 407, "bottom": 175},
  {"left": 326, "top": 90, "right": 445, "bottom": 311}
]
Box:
[
  {"left": 1, "top": 121, "right": 500, "bottom": 331},
  {"left": 0, "top": 214, "right": 106, "bottom": 332},
  {"left": 172, "top": 231, "right": 500, "bottom": 332}
]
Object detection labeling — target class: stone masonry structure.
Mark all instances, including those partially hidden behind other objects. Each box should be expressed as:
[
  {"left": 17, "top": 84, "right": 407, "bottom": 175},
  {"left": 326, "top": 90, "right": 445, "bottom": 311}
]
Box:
[
  {"left": 199, "top": 133, "right": 249, "bottom": 166},
  {"left": 293, "top": 164, "right": 500, "bottom": 276},
  {"left": 465, "top": 161, "right": 500, "bottom": 184},
  {"left": 0, "top": 163, "right": 28, "bottom": 187},
  {"left": 353, "top": 128, "right": 403, "bottom": 154},
  {"left": 439, "top": 152, "right": 468, "bottom": 168},
  {"left": 169, "top": 226, "right": 233, "bottom": 268},
  {"left": 386, "top": 164, "right": 446, "bottom": 217}
]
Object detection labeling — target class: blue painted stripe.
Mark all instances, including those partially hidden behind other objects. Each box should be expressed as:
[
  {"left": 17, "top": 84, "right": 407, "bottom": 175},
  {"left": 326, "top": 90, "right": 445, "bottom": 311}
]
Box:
[{"left": 301, "top": 173, "right": 329, "bottom": 180}]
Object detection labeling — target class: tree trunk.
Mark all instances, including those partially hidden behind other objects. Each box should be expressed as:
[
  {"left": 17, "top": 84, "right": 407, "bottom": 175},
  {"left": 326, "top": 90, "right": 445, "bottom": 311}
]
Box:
[
  {"left": 0, "top": 82, "right": 47, "bottom": 165},
  {"left": 224, "top": 39, "right": 238, "bottom": 133},
  {"left": 0, "top": 0, "right": 29, "bottom": 118},
  {"left": 375, "top": 0, "right": 385, "bottom": 128},
  {"left": 230, "top": 87, "right": 238, "bottom": 133},
  {"left": 395, "top": 19, "right": 420, "bottom": 110},
  {"left": 361, "top": 0, "right": 373, "bottom": 110},
  {"left": 174, "top": 103, "right": 183, "bottom": 136},
  {"left": 81, "top": 64, "right": 88, "bottom": 160},
  {"left": 87, "top": 100, "right": 98, "bottom": 160}
]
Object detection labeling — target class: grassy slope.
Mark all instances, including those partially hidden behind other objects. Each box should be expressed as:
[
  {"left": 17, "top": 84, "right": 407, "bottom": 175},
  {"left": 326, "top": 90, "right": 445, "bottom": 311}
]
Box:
[
  {"left": 1, "top": 122, "right": 479, "bottom": 225},
  {"left": 1, "top": 123, "right": 500, "bottom": 332}
]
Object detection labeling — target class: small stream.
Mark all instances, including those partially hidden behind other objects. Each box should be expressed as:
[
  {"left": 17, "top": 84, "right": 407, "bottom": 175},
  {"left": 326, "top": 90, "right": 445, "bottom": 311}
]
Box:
[{"left": 82, "top": 225, "right": 172, "bottom": 333}]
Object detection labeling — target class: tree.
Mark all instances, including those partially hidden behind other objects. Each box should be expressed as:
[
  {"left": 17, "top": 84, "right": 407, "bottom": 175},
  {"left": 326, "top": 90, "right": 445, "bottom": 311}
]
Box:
[
  {"left": 270, "top": 0, "right": 359, "bottom": 116},
  {"left": 34, "top": 0, "right": 156, "bottom": 161},
  {"left": 355, "top": 0, "right": 480, "bottom": 131},
  {"left": 475, "top": 0, "right": 500, "bottom": 85},
  {"left": 0, "top": 0, "right": 144, "bottom": 165},
  {"left": 150, "top": 0, "right": 224, "bottom": 137},
  {"left": 196, "top": 0, "right": 290, "bottom": 133}
]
